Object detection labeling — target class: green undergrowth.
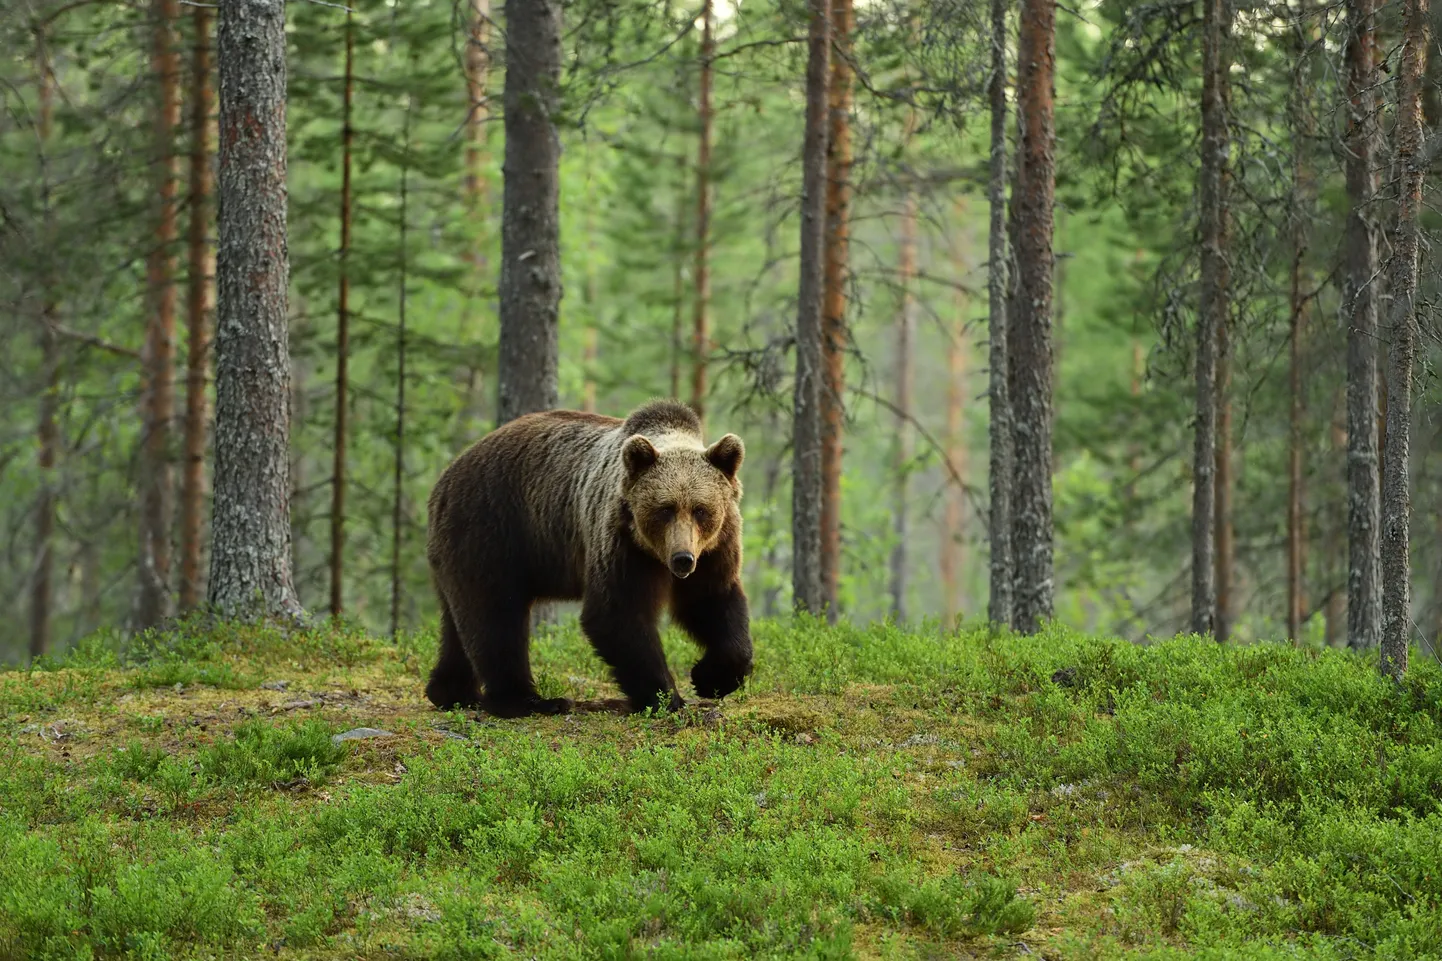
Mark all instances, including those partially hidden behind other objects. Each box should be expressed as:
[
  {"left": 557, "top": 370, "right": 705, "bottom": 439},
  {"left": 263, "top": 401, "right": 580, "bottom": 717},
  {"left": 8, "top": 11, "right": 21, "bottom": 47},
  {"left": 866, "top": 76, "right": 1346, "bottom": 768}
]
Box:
[{"left": 1, "top": 616, "right": 1439, "bottom": 959}]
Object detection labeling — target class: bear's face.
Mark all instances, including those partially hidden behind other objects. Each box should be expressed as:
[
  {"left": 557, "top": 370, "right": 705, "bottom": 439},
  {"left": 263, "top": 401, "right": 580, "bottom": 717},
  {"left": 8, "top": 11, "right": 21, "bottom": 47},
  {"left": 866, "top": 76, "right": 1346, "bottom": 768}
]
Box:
[{"left": 621, "top": 432, "right": 744, "bottom": 578}]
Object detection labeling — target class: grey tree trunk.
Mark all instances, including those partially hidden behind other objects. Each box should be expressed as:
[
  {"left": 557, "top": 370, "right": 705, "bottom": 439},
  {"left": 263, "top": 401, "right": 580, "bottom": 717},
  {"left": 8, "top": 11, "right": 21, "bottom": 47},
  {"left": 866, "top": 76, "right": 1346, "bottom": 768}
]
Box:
[
  {"left": 986, "top": 0, "right": 1014, "bottom": 629},
  {"left": 496, "top": 0, "right": 562, "bottom": 425},
  {"left": 208, "top": 0, "right": 302, "bottom": 620},
  {"left": 1191, "top": 0, "right": 1230, "bottom": 637},
  {"left": 1380, "top": 0, "right": 1429, "bottom": 680},
  {"left": 890, "top": 189, "right": 917, "bottom": 622},
  {"left": 791, "top": 0, "right": 830, "bottom": 615},
  {"left": 1343, "top": 0, "right": 1382, "bottom": 651},
  {"left": 1010, "top": 0, "right": 1056, "bottom": 635}
]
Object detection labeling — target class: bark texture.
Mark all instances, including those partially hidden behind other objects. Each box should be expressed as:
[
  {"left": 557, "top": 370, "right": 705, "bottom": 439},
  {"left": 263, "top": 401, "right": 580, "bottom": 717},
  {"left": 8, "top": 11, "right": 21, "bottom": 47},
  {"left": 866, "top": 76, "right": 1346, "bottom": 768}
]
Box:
[
  {"left": 986, "top": 0, "right": 1014, "bottom": 628},
  {"left": 1343, "top": 0, "right": 1382, "bottom": 650},
  {"left": 1191, "top": 0, "right": 1230, "bottom": 637},
  {"left": 890, "top": 188, "right": 917, "bottom": 623},
  {"left": 1380, "top": 0, "right": 1428, "bottom": 680},
  {"left": 692, "top": 0, "right": 714, "bottom": 425},
  {"left": 792, "top": 0, "right": 830, "bottom": 614},
  {"left": 496, "top": 0, "right": 563, "bottom": 425},
  {"left": 1214, "top": 318, "right": 1234, "bottom": 640},
  {"left": 1010, "top": 0, "right": 1056, "bottom": 635},
  {"left": 330, "top": 12, "right": 355, "bottom": 617},
  {"left": 1286, "top": 123, "right": 1310, "bottom": 643},
  {"left": 943, "top": 208, "right": 970, "bottom": 627},
  {"left": 136, "top": 0, "right": 182, "bottom": 630},
  {"left": 819, "top": 0, "right": 854, "bottom": 617},
  {"left": 460, "top": 0, "right": 491, "bottom": 431},
  {"left": 180, "top": 0, "right": 215, "bottom": 612},
  {"left": 208, "top": 0, "right": 301, "bottom": 619}
]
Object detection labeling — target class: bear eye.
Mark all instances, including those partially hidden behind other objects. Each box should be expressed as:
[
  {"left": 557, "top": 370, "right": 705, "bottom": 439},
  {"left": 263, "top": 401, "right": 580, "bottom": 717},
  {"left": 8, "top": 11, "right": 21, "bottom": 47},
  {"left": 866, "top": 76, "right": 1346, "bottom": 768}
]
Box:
[
  {"left": 658, "top": 504, "right": 677, "bottom": 522},
  {"left": 693, "top": 506, "right": 711, "bottom": 527}
]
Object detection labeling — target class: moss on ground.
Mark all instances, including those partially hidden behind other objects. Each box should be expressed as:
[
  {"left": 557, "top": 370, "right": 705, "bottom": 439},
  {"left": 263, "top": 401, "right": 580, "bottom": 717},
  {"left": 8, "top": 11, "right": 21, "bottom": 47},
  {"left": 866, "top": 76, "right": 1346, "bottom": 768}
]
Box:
[{"left": 2, "top": 617, "right": 1439, "bottom": 959}]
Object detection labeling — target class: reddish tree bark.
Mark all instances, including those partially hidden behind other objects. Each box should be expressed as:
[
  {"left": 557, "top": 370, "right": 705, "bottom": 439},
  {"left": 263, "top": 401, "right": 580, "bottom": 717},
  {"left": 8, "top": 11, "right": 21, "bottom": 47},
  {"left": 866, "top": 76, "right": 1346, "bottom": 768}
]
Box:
[
  {"left": 942, "top": 208, "right": 970, "bottom": 627},
  {"left": 792, "top": 0, "right": 830, "bottom": 614},
  {"left": 1380, "top": 0, "right": 1429, "bottom": 680},
  {"left": 819, "top": 0, "right": 854, "bottom": 618},
  {"left": 330, "top": 11, "right": 355, "bottom": 618},
  {"left": 136, "top": 0, "right": 182, "bottom": 629},
  {"left": 179, "top": 0, "right": 215, "bottom": 612}
]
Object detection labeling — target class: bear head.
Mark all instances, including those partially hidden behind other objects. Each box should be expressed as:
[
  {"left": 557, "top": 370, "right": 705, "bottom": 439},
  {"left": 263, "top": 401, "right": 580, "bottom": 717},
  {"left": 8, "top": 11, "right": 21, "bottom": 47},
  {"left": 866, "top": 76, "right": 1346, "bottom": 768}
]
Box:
[{"left": 621, "top": 431, "right": 744, "bottom": 578}]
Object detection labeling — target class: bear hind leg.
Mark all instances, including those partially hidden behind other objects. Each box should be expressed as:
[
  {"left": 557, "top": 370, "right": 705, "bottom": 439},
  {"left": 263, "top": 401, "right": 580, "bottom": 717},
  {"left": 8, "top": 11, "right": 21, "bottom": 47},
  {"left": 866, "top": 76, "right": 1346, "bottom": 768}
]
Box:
[
  {"left": 425, "top": 600, "right": 481, "bottom": 709},
  {"left": 452, "top": 596, "right": 573, "bottom": 718}
]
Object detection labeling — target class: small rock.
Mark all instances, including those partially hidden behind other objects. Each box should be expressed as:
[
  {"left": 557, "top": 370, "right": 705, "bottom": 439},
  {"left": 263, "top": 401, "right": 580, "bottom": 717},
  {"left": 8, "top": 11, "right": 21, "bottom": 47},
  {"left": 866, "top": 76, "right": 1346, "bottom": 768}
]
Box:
[
  {"left": 794, "top": 732, "right": 815, "bottom": 745},
  {"left": 280, "top": 699, "right": 318, "bottom": 711},
  {"left": 331, "top": 727, "right": 394, "bottom": 743},
  {"left": 260, "top": 680, "right": 290, "bottom": 691}
]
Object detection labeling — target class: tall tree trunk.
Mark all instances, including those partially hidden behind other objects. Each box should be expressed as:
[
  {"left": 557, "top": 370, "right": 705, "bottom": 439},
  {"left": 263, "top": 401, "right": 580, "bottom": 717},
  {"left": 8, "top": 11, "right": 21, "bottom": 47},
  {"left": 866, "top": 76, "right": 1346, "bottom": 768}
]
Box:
[
  {"left": 1326, "top": 388, "right": 1348, "bottom": 646},
  {"left": 1380, "top": 0, "right": 1428, "bottom": 680},
  {"left": 671, "top": 150, "right": 686, "bottom": 400},
  {"left": 1214, "top": 319, "right": 1234, "bottom": 640},
  {"left": 1191, "top": 0, "right": 1230, "bottom": 637},
  {"left": 692, "top": 0, "right": 714, "bottom": 425},
  {"left": 136, "top": 0, "right": 182, "bottom": 630},
  {"left": 497, "top": 0, "right": 563, "bottom": 425},
  {"left": 392, "top": 90, "right": 415, "bottom": 640},
  {"left": 461, "top": 0, "right": 491, "bottom": 432},
  {"left": 1343, "top": 0, "right": 1382, "bottom": 650},
  {"left": 792, "top": 0, "right": 830, "bottom": 615},
  {"left": 819, "top": 0, "right": 854, "bottom": 618},
  {"left": 330, "top": 11, "right": 355, "bottom": 618},
  {"left": 890, "top": 186, "right": 917, "bottom": 623},
  {"left": 179, "top": 1, "right": 214, "bottom": 612},
  {"left": 943, "top": 206, "right": 970, "bottom": 627},
  {"left": 32, "top": 27, "right": 58, "bottom": 660},
  {"left": 986, "top": 0, "right": 1014, "bottom": 628},
  {"left": 1286, "top": 98, "right": 1311, "bottom": 642},
  {"left": 208, "top": 0, "right": 302, "bottom": 619},
  {"left": 582, "top": 158, "right": 600, "bottom": 413},
  {"left": 1010, "top": 0, "right": 1057, "bottom": 635}
]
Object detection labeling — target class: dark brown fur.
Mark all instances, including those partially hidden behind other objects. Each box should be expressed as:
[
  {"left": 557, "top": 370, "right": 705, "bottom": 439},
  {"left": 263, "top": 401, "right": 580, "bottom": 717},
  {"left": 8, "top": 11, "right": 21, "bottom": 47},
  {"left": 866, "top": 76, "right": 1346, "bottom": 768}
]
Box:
[{"left": 425, "top": 400, "right": 753, "bottom": 716}]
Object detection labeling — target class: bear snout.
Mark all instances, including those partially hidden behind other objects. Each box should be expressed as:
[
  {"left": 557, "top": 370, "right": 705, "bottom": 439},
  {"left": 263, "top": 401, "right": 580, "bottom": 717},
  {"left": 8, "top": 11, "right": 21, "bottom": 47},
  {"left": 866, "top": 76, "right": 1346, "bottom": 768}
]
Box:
[{"left": 670, "top": 551, "right": 696, "bottom": 578}]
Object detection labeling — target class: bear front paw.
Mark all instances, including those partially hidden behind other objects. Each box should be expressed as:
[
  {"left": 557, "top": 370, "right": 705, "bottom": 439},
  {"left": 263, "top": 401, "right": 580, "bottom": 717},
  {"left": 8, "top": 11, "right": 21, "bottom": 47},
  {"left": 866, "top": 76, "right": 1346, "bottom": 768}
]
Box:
[
  {"left": 691, "top": 655, "right": 750, "bottom": 700},
  {"left": 480, "top": 694, "right": 575, "bottom": 718}
]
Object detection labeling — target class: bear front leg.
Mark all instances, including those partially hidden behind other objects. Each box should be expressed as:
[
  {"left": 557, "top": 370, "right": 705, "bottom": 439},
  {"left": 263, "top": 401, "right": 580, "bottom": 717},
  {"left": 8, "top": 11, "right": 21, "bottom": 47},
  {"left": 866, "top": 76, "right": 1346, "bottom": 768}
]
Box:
[
  {"left": 580, "top": 589, "right": 682, "bottom": 714},
  {"left": 671, "top": 579, "right": 753, "bottom": 700}
]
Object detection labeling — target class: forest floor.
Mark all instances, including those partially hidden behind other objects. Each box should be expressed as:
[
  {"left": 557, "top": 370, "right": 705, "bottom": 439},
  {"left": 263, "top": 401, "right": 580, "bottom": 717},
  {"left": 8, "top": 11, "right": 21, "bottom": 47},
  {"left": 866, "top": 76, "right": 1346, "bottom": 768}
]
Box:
[{"left": 2, "top": 617, "right": 1440, "bottom": 960}]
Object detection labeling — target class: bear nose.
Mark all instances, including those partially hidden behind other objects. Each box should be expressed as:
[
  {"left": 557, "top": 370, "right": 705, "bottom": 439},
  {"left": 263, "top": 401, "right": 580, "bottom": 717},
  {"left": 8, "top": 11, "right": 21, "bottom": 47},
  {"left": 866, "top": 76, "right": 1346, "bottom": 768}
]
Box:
[{"left": 670, "top": 551, "right": 696, "bottom": 578}]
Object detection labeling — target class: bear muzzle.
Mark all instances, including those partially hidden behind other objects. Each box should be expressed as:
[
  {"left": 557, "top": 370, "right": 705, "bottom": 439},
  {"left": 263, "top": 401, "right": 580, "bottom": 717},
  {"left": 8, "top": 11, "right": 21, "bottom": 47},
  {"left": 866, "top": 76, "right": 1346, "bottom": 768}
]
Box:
[{"left": 670, "top": 551, "right": 697, "bottom": 578}]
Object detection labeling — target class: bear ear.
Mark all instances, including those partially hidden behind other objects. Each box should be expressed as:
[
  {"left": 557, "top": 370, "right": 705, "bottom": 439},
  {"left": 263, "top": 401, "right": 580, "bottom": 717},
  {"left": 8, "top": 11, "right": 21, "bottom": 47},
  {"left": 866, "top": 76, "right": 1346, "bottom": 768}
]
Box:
[
  {"left": 705, "top": 433, "right": 745, "bottom": 480},
  {"left": 622, "top": 435, "right": 658, "bottom": 482}
]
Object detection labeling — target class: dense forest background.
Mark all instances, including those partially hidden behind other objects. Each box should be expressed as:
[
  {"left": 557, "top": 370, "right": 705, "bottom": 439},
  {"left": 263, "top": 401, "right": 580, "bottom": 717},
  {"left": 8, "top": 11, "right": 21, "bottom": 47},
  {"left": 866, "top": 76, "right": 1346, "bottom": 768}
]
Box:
[{"left": 2, "top": 0, "right": 1440, "bottom": 663}]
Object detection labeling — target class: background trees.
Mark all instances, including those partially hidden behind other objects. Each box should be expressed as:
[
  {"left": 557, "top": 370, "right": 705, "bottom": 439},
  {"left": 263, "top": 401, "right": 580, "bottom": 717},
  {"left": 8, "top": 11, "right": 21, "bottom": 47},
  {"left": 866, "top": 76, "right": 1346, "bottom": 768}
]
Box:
[{"left": 0, "top": 0, "right": 1438, "bottom": 674}]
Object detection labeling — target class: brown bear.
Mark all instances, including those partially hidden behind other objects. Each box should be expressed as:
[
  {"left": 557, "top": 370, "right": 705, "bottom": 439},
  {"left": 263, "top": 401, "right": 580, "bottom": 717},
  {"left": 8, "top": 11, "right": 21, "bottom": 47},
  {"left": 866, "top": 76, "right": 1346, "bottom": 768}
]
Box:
[{"left": 424, "top": 399, "right": 753, "bottom": 717}]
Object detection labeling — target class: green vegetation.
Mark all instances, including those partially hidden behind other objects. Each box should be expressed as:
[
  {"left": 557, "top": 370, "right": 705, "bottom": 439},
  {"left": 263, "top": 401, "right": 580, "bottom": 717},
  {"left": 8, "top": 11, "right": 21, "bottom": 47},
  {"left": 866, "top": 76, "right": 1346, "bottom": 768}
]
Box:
[{"left": 2, "top": 619, "right": 1439, "bottom": 959}]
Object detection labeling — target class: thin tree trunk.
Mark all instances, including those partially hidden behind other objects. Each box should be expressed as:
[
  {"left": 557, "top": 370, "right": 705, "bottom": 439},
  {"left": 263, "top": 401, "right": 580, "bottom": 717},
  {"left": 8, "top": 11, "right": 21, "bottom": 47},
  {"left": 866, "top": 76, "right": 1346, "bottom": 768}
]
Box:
[
  {"left": 1286, "top": 159, "right": 1310, "bottom": 643},
  {"left": 1380, "top": 0, "right": 1428, "bottom": 680},
  {"left": 671, "top": 150, "right": 686, "bottom": 400},
  {"left": 32, "top": 28, "right": 58, "bottom": 660},
  {"left": 1191, "top": 0, "right": 1230, "bottom": 637},
  {"left": 179, "top": 1, "right": 214, "bottom": 612},
  {"left": 392, "top": 90, "right": 415, "bottom": 640},
  {"left": 986, "top": 0, "right": 1014, "bottom": 628},
  {"left": 1343, "top": 0, "right": 1383, "bottom": 650},
  {"left": 208, "top": 0, "right": 302, "bottom": 619},
  {"left": 943, "top": 205, "right": 970, "bottom": 627},
  {"left": 1010, "top": 0, "right": 1057, "bottom": 635},
  {"left": 692, "top": 0, "right": 714, "bottom": 425},
  {"left": 330, "top": 10, "right": 355, "bottom": 618},
  {"left": 1326, "top": 388, "right": 1348, "bottom": 647},
  {"left": 461, "top": 0, "right": 491, "bottom": 432},
  {"left": 136, "top": 0, "right": 182, "bottom": 630},
  {"left": 819, "top": 0, "right": 854, "bottom": 618},
  {"left": 583, "top": 162, "right": 600, "bottom": 413},
  {"left": 792, "top": 0, "right": 830, "bottom": 615},
  {"left": 1214, "top": 319, "right": 1234, "bottom": 640},
  {"left": 890, "top": 187, "right": 917, "bottom": 623},
  {"left": 497, "top": 0, "right": 563, "bottom": 425}
]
